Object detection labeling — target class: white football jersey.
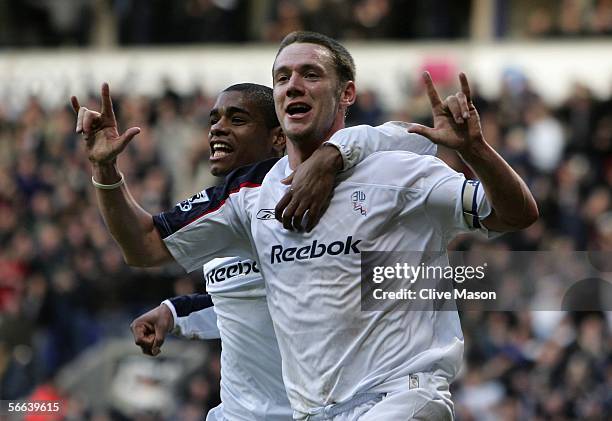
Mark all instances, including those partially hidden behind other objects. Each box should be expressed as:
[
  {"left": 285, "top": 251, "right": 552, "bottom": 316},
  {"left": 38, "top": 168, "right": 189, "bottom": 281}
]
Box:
[
  {"left": 154, "top": 123, "right": 487, "bottom": 415},
  {"left": 252, "top": 151, "right": 491, "bottom": 414}
]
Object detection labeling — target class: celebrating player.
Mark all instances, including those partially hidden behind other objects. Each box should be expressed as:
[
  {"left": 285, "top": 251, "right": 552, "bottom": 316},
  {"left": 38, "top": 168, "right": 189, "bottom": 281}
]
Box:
[
  {"left": 129, "top": 83, "right": 293, "bottom": 421},
  {"left": 271, "top": 33, "right": 537, "bottom": 420}
]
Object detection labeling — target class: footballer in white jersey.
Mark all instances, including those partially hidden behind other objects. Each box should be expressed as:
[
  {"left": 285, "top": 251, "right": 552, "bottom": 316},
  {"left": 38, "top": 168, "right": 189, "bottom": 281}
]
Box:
[
  {"left": 130, "top": 83, "right": 291, "bottom": 421},
  {"left": 155, "top": 123, "right": 485, "bottom": 419}
]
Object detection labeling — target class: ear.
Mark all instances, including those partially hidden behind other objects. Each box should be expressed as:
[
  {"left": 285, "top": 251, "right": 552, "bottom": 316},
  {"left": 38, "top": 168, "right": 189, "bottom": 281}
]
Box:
[
  {"left": 340, "top": 81, "right": 357, "bottom": 109},
  {"left": 270, "top": 126, "right": 286, "bottom": 156}
]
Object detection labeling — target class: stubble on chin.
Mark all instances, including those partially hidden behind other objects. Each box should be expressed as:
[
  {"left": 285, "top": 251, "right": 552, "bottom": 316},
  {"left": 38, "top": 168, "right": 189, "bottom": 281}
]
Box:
[
  {"left": 287, "top": 129, "right": 311, "bottom": 145},
  {"left": 286, "top": 118, "right": 333, "bottom": 146},
  {"left": 284, "top": 120, "right": 314, "bottom": 144}
]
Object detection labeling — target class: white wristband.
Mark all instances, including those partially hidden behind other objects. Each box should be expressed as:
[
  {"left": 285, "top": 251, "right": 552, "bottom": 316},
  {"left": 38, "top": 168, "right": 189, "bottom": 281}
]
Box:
[{"left": 92, "top": 172, "right": 125, "bottom": 190}]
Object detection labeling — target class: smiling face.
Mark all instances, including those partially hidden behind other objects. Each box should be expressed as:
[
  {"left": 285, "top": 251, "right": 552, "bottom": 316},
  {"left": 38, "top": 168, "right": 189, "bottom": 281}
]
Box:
[
  {"left": 272, "top": 42, "right": 355, "bottom": 147},
  {"left": 208, "top": 90, "right": 284, "bottom": 176}
]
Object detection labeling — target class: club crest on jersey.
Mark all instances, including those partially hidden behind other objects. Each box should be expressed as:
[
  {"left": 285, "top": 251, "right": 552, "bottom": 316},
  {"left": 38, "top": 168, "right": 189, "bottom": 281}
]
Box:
[
  {"left": 178, "top": 190, "right": 209, "bottom": 212},
  {"left": 351, "top": 190, "right": 367, "bottom": 216},
  {"left": 256, "top": 209, "right": 276, "bottom": 220}
]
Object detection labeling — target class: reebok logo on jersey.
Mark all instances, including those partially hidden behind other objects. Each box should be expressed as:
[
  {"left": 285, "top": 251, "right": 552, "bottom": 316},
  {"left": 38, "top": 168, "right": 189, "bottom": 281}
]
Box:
[
  {"left": 256, "top": 209, "right": 276, "bottom": 220},
  {"left": 206, "top": 260, "right": 260, "bottom": 284},
  {"left": 270, "top": 236, "right": 362, "bottom": 264}
]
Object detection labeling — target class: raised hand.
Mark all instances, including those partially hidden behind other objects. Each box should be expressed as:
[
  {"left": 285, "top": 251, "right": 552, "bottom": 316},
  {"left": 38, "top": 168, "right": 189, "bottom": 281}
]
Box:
[
  {"left": 71, "top": 83, "right": 140, "bottom": 164},
  {"left": 408, "top": 72, "right": 484, "bottom": 155},
  {"left": 130, "top": 304, "right": 174, "bottom": 356}
]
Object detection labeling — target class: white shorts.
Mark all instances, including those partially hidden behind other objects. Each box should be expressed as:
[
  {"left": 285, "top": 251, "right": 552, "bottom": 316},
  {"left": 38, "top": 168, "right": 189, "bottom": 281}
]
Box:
[{"left": 300, "top": 373, "right": 453, "bottom": 421}]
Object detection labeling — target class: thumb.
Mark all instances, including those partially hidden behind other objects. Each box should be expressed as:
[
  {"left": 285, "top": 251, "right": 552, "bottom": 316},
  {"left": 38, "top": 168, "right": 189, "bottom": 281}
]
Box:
[
  {"left": 406, "top": 123, "right": 436, "bottom": 141},
  {"left": 281, "top": 173, "right": 294, "bottom": 185},
  {"left": 117, "top": 127, "right": 141, "bottom": 151}
]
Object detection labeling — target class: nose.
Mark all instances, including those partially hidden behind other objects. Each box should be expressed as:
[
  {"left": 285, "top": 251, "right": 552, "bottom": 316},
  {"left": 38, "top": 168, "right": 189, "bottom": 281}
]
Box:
[
  {"left": 286, "top": 73, "right": 305, "bottom": 98},
  {"left": 210, "top": 117, "right": 229, "bottom": 137}
]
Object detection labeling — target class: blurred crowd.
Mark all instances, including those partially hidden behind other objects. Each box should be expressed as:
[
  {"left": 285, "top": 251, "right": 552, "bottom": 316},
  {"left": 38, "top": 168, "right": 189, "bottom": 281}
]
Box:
[
  {"left": 1, "top": 0, "right": 611, "bottom": 47},
  {"left": 523, "top": 0, "right": 612, "bottom": 38},
  {"left": 0, "top": 65, "right": 611, "bottom": 419}
]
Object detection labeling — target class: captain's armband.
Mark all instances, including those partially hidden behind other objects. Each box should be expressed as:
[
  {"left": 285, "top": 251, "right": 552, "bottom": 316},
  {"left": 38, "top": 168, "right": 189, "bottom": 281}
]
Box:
[{"left": 461, "top": 179, "right": 482, "bottom": 229}]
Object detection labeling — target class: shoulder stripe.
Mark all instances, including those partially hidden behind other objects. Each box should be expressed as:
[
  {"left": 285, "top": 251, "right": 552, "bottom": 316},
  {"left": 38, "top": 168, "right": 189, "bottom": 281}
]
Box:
[
  {"left": 153, "top": 158, "right": 279, "bottom": 239},
  {"left": 181, "top": 181, "right": 261, "bottom": 229}
]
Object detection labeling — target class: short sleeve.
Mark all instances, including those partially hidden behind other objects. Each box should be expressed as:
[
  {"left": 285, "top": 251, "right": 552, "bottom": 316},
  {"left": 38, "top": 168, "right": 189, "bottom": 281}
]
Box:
[
  {"left": 423, "top": 164, "right": 496, "bottom": 239},
  {"left": 324, "top": 122, "right": 437, "bottom": 171}
]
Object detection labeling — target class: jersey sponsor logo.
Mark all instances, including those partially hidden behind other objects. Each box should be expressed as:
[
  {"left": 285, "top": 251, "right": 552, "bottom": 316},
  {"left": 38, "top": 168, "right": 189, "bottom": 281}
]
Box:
[
  {"left": 351, "top": 190, "right": 367, "bottom": 216},
  {"left": 178, "top": 190, "right": 210, "bottom": 212},
  {"left": 256, "top": 209, "right": 276, "bottom": 220},
  {"left": 206, "top": 259, "right": 260, "bottom": 285},
  {"left": 270, "top": 236, "right": 362, "bottom": 264}
]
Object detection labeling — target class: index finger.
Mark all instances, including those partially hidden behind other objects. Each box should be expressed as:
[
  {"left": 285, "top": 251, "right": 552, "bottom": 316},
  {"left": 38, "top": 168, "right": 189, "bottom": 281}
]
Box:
[
  {"left": 100, "top": 82, "right": 115, "bottom": 118},
  {"left": 459, "top": 72, "right": 472, "bottom": 103},
  {"left": 70, "top": 96, "right": 80, "bottom": 114},
  {"left": 275, "top": 191, "right": 292, "bottom": 222},
  {"left": 422, "top": 71, "right": 443, "bottom": 109}
]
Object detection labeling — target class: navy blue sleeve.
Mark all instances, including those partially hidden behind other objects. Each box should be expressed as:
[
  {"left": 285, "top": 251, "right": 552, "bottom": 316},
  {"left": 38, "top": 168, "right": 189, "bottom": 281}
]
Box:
[
  {"left": 153, "top": 158, "right": 279, "bottom": 239},
  {"left": 169, "top": 293, "right": 214, "bottom": 317}
]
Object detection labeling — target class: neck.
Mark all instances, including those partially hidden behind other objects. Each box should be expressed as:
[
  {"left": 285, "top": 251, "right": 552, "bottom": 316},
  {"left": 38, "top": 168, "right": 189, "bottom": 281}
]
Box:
[{"left": 287, "top": 117, "right": 345, "bottom": 169}]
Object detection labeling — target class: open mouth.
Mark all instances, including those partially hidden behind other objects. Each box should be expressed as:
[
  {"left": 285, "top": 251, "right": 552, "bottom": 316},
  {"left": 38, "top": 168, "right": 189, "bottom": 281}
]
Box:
[
  {"left": 210, "top": 141, "right": 234, "bottom": 160},
  {"left": 286, "top": 103, "right": 312, "bottom": 118}
]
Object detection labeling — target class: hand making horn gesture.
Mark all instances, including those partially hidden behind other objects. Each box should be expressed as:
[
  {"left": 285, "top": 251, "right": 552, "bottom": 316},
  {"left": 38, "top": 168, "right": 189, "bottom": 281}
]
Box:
[
  {"left": 408, "top": 71, "right": 484, "bottom": 155},
  {"left": 71, "top": 83, "right": 141, "bottom": 165}
]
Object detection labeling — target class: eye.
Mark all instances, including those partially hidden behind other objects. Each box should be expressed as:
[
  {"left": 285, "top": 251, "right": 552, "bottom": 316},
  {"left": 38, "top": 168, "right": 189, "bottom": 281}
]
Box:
[
  {"left": 232, "top": 117, "right": 246, "bottom": 125},
  {"left": 276, "top": 74, "right": 289, "bottom": 83},
  {"left": 209, "top": 117, "right": 219, "bottom": 125},
  {"left": 305, "top": 72, "right": 318, "bottom": 79}
]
